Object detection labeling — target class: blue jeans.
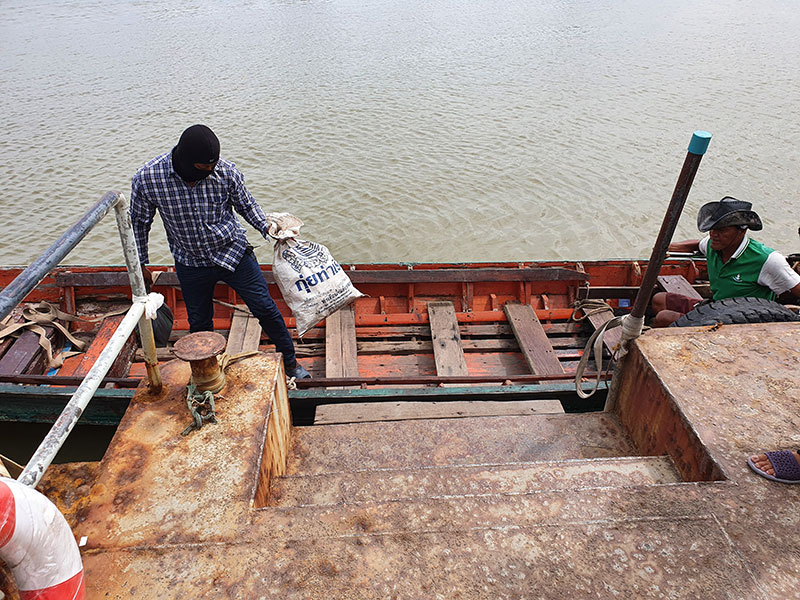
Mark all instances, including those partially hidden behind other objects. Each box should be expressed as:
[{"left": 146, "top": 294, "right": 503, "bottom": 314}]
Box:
[{"left": 175, "top": 250, "right": 296, "bottom": 369}]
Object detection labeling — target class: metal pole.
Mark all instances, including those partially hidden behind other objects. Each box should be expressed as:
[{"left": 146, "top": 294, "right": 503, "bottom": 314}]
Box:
[
  {"left": 604, "top": 131, "right": 712, "bottom": 411},
  {"left": 113, "top": 195, "right": 162, "bottom": 393},
  {"left": 0, "top": 191, "right": 121, "bottom": 321},
  {"left": 629, "top": 131, "right": 712, "bottom": 321},
  {"left": 18, "top": 303, "right": 147, "bottom": 487}
]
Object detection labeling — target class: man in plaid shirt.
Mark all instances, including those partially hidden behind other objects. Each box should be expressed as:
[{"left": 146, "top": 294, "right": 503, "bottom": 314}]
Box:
[{"left": 130, "top": 124, "right": 310, "bottom": 379}]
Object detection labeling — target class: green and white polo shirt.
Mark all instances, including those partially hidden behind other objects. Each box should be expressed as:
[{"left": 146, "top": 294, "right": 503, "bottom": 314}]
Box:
[{"left": 699, "top": 235, "right": 800, "bottom": 300}]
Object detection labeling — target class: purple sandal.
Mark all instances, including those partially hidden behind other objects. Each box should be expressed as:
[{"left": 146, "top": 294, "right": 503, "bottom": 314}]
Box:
[{"left": 747, "top": 450, "right": 800, "bottom": 484}]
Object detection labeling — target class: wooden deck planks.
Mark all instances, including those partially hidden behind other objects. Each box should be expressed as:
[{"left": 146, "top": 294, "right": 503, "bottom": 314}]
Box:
[
  {"left": 427, "top": 301, "right": 469, "bottom": 377},
  {"left": 59, "top": 315, "right": 136, "bottom": 379},
  {"left": 657, "top": 275, "right": 703, "bottom": 299},
  {"left": 503, "top": 303, "right": 564, "bottom": 375},
  {"left": 0, "top": 326, "right": 56, "bottom": 376},
  {"left": 226, "top": 306, "right": 262, "bottom": 354},
  {"left": 325, "top": 305, "right": 359, "bottom": 381}
]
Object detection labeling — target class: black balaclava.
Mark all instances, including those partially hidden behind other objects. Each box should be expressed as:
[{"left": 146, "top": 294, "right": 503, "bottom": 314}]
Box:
[{"left": 171, "top": 124, "right": 221, "bottom": 182}]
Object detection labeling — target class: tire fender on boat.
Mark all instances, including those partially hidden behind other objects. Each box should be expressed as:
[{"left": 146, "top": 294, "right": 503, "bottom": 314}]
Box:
[{"left": 0, "top": 476, "right": 85, "bottom": 600}]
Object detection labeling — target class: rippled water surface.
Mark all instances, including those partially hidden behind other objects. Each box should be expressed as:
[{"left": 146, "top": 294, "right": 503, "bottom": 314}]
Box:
[{"left": 1, "top": 0, "right": 799, "bottom": 266}]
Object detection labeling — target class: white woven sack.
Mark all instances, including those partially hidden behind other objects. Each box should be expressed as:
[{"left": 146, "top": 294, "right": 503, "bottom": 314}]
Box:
[{"left": 268, "top": 213, "right": 363, "bottom": 337}]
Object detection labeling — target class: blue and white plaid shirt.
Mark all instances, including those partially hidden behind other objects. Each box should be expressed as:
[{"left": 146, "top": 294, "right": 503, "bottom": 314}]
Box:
[{"left": 130, "top": 152, "right": 270, "bottom": 271}]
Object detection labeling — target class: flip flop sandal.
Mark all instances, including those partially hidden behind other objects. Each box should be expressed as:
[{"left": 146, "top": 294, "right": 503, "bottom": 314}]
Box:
[{"left": 747, "top": 450, "right": 800, "bottom": 484}]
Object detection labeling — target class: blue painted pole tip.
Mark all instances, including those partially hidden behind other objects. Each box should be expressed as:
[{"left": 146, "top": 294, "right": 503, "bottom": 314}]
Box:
[{"left": 688, "top": 130, "right": 712, "bottom": 155}]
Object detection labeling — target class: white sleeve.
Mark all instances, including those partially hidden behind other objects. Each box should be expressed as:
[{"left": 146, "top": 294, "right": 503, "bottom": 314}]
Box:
[
  {"left": 698, "top": 236, "right": 710, "bottom": 256},
  {"left": 758, "top": 251, "right": 800, "bottom": 294}
]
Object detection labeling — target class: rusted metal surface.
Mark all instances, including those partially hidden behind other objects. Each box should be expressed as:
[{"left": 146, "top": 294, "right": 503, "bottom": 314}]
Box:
[
  {"left": 613, "top": 342, "right": 725, "bottom": 482},
  {"left": 74, "top": 355, "right": 280, "bottom": 551},
  {"left": 173, "top": 331, "right": 227, "bottom": 392},
  {"left": 37, "top": 461, "right": 101, "bottom": 526},
  {"left": 31, "top": 323, "right": 800, "bottom": 598},
  {"left": 172, "top": 331, "right": 227, "bottom": 361},
  {"left": 271, "top": 455, "right": 681, "bottom": 506},
  {"left": 77, "top": 515, "right": 758, "bottom": 599},
  {"left": 293, "top": 372, "right": 602, "bottom": 388},
  {"left": 284, "top": 412, "right": 638, "bottom": 476}
]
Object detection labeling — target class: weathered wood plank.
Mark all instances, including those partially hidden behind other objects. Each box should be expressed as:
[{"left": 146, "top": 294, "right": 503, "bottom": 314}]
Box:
[
  {"left": 427, "top": 301, "right": 469, "bottom": 376},
  {"left": 57, "top": 267, "right": 589, "bottom": 287},
  {"left": 586, "top": 308, "right": 622, "bottom": 355},
  {"left": 242, "top": 313, "right": 263, "bottom": 352},
  {"left": 0, "top": 327, "right": 56, "bottom": 376},
  {"left": 298, "top": 321, "right": 585, "bottom": 340},
  {"left": 657, "top": 275, "right": 704, "bottom": 299},
  {"left": 59, "top": 315, "right": 135, "bottom": 379},
  {"left": 226, "top": 306, "right": 261, "bottom": 354},
  {"left": 314, "top": 399, "right": 565, "bottom": 424},
  {"left": 504, "top": 303, "right": 564, "bottom": 375},
  {"left": 294, "top": 339, "right": 588, "bottom": 358},
  {"left": 324, "top": 309, "right": 342, "bottom": 378},
  {"left": 325, "top": 305, "right": 358, "bottom": 389}
]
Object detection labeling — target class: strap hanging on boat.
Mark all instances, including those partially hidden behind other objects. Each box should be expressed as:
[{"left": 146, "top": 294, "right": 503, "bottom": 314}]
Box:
[
  {"left": 573, "top": 313, "right": 648, "bottom": 399},
  {"left": 0, "top": 302, "right": 89, "bottom": 369},
  {"left": 574, "top": 314, "right": 623, "bottom": 399},
  {"left": 569, "top": 299, "right": 615, "bottom": 322}
]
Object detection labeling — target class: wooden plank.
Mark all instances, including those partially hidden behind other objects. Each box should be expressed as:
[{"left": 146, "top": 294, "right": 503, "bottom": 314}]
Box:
[
  {"left": 294, "top": 338, "right": 589, "bottom": 358},
  {"left": 325, "top": 309, "right": 343, "bottom": 378},
  {"left": 427, "top": 301, "right": 468, "bottom": 376},
  {"left": 226, "top": 306, "right": 250, "bottom": 354},
  {"left": 59, "top": 315, "right": 136, "bottom": 379},
  {"left": 0, "top": 327, "right": 56, "bottom": 376},
  {"left": 586, "top": 308, "right": 622, "bottom": 355},
  {"left": 300, "top": 322, "right": 584, "bottom": 341},
  {"left": 314, "top": 399, "right": 565, "bottom": 424},
  {"left": 325, "top": 305, "right": 358, "bottom": 386},
  {"left": 657, "top": 275, "right": 703, "bottom": 299},
  {"left": 504, "top": 303, "right": 564, "bottom": 375},
  {"left": 56, "top": 267, "right": 589, "bottom": 287},
  {"left": 242, "top": 313, "right": 263, "bottom": 352}
]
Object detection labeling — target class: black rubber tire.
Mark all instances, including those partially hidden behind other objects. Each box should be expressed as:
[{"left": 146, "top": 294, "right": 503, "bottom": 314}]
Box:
[{"left": 671, "top": 297, "right": 800, "bottom": 327}]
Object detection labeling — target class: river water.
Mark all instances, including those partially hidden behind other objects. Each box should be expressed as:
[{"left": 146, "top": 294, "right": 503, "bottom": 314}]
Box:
[{"left": 1, "top": 0, "right": 799, "bottom": 267}]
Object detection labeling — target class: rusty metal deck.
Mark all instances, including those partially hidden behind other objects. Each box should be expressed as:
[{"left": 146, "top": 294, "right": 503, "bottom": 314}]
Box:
[{"left": 20, "top": 323, "right": 800, "bottom": 598}]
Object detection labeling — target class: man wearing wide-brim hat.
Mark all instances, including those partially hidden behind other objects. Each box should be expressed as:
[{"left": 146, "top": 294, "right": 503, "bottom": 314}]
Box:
[{"left": 652, "top": 196, "right": 800, "bottom": 327}]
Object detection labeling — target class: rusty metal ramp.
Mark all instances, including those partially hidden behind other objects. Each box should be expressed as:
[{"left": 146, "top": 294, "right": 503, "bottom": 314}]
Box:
[{"left": 38, "top": 324, "right": 800, "bottom": 598}]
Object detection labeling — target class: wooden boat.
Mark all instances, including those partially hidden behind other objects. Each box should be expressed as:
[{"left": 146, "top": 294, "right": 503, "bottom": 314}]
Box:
[
  {"left": 0, "top": 257, "right": 709, "bottom": 427},
  {"left": 5, "top": 254, "right": 800, "bottom": 600}
]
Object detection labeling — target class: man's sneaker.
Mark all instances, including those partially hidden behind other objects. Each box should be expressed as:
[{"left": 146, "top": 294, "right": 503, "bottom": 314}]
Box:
[{"left": 288, "top": 364, "right": 311, "bottom": 379}]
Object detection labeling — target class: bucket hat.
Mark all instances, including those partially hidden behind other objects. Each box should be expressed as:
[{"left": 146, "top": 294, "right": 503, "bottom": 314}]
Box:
[{"left": 697, "top": 196, "right": 762, "bottom": 232}]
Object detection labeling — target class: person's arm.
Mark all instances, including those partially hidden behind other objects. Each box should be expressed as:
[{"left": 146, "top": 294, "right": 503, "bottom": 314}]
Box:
[
  {"left": 129, "top": 173, "right": 156, "bottom": 266},
  {"left": 668, "top": 239, "right": 701, "bottom": 253},
  {"left": 759, "top": 251, "right": 800, "bottom": 299},
  {"left": 228, "top": 168, "right": 271, "bottom": 239}
]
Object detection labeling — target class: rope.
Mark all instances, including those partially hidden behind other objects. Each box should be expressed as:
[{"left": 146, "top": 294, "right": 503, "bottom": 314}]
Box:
[
  {"left": 181, "top": 350, "right": 260, "bottom": 435},
  {"left": 572, "top": 300, "right": 650, "bottom": 399},
  {"left": 574, "top": 314, "right": 624, "bottom": 399},
  {"left": 0, "top": 302, "right": 88, "bottom": 369},
  {"left": 0, "top": 294, "right": 165, "bottom": 370},
  {"left": 569, "top": 299, "right": 615, "bottom": 322},
  {"left": 181, "top": 383, "right": 218, "bottom": 436}
]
